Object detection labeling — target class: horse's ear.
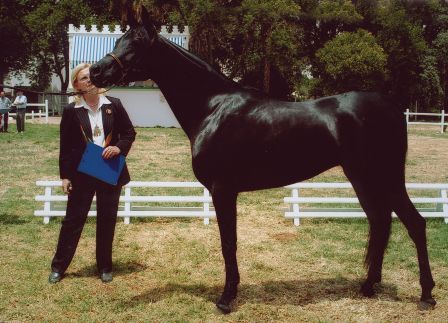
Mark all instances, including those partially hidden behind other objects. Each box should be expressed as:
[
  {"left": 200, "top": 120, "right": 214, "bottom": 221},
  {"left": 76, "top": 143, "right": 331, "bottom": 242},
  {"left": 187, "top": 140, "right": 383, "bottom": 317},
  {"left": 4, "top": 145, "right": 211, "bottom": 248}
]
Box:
[
  {"left": 140, "top": 5, "right": 153, "bottom": 28},
  {"left": 140, "top": 5, "right": 157, "bottom": 37},
  {"left": 126, "top": 3, "right": 139, "bottom": 27}
]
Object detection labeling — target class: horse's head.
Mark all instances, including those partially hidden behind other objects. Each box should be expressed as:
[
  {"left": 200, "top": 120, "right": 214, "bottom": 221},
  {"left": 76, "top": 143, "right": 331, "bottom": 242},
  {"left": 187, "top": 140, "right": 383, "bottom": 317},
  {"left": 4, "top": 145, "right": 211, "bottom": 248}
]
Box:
[{"left": 90, "top": 6, "right": 157, "bottom": 87}]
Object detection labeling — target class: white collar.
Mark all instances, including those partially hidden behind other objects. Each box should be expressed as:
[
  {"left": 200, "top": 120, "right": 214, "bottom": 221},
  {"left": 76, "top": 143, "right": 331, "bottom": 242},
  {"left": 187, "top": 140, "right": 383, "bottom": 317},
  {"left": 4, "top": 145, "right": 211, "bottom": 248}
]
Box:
[{"left": 74, "top": 96, "right": 111, "bottom": 110}]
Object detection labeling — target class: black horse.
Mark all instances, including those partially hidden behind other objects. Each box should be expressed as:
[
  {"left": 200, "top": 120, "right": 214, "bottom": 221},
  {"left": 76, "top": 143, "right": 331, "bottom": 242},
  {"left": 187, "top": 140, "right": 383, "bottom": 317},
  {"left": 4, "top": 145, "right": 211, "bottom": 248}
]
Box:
[{"left": 90, "top": 7, "right": 436, "bottom": 313}]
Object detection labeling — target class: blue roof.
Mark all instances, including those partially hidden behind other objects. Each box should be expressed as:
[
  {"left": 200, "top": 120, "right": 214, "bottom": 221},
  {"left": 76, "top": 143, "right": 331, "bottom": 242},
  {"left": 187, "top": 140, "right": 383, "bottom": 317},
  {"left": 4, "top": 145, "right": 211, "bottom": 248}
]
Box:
[{"left": 71, "top": 35, "right": 188, "bottom": 68}]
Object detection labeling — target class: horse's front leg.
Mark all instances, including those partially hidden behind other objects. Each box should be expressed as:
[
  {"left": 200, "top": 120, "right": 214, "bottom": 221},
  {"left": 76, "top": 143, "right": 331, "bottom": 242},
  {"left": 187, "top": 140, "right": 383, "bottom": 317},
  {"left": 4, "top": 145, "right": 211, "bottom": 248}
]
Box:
[{"left": 211, "top": 187, "right": 239, "bottom": 314}]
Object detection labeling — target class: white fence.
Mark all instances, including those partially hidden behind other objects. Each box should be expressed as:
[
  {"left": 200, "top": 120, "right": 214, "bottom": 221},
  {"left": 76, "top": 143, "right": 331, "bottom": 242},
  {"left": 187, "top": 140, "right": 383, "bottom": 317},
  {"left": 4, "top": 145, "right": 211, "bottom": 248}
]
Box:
[
  {"left": 405, "top": 109, "right": 446, "bottom": 133},
  {"left": 35, "top": 181, "right": 214, "bottom": 225},
  {"left": 284, "top": 182, "right": 448, "bottom": 226},
  {"left": 8, "top": 100, "right": 49, "bottom": 124},
  {"left": 35, "top": 180, "right": 448, "bottom": 226}
]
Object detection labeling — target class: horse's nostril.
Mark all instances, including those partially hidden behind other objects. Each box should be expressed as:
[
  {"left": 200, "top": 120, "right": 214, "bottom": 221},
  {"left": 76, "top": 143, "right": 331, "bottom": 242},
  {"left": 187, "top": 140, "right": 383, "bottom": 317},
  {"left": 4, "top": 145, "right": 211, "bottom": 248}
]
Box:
[{"left": 90, "top": 65, "right": 101, "bottom": 77}]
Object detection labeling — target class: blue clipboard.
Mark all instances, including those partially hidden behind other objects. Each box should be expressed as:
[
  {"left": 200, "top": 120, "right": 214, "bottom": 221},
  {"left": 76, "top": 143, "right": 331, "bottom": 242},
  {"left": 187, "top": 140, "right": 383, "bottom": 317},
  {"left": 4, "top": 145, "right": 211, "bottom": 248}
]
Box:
[{"left": 77, "top": 142, "right": 125, "bottom": 185}]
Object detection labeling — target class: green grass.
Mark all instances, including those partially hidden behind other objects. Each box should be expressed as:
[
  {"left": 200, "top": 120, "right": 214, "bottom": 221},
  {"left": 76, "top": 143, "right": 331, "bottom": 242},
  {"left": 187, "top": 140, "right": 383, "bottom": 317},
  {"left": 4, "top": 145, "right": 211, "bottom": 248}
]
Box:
[{"left": 0, "top": 122, "right": 447, "bottom": 322}]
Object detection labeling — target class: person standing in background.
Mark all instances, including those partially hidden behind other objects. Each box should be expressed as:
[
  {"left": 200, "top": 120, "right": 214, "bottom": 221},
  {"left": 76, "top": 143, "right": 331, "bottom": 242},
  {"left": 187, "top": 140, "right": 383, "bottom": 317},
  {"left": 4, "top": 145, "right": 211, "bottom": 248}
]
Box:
[
  {"left": 0, "top": 91, "right": 12, "bottom": 132},
  {"left": 13, "top": 90, "right": 27, "bottom": 133}
]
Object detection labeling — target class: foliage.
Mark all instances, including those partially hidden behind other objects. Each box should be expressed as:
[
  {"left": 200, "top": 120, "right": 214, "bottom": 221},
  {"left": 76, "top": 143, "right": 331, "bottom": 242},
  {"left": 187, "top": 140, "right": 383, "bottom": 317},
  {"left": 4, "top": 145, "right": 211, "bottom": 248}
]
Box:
[
  {"left": 233, "top": 0, "right": 302, "bottom": 95},
  {"left": 0, "top": 0, "right": 32, "bottom": 84},
  {"left": 315, "top": 0, "right": 363, "bottom": 25},
  {"left": 418, "top": 54, "right": 443, "bottom": 112},
  {"left": 375, "top": 1, "right": 427, "bottom": 107},
  {"left": 431, "top": 2, "right": 448, "bottom": 110},
  {"left": 6, "top": 0, "right": 448, "bottom": 110},
  {"left": 315, "top": 29, "right": 387, "bottom": 95},
  {"left": 23, "top": 0, "right": 117, "bottom": 92}
]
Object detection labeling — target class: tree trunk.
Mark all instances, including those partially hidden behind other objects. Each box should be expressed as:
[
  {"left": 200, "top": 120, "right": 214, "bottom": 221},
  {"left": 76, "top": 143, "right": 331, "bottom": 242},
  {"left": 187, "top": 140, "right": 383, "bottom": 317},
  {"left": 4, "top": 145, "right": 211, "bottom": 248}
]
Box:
[
  {"left": 443, "top": 62, "right": 447, "bottom": 112},
  {"left": 263, "top": 57, "right": 270, "bottom": 94},
  {"left": 261, "top": 24, "right": 272, "bottom": 94},
  {"left": 0, "top": 71, "right": 4, "bottom": 89},
  {"left": 443, "top": 63, "right": 447, "bottom": 132}
]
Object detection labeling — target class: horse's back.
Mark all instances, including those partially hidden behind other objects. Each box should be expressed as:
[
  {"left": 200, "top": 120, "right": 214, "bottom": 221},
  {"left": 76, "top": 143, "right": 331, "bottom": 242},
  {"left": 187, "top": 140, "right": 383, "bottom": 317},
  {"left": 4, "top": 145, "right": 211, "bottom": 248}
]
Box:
[{"left": 191, "top": 90, "right": 406, "bottom": 191}]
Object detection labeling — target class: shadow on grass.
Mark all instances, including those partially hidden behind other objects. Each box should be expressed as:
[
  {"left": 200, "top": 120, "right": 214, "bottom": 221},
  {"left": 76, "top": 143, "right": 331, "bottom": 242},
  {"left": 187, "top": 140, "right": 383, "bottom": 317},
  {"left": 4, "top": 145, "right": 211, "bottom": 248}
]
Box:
[
  {"left": 66, "top": 260, "right": 148, "bottom": 278},
  {"left": 120, "top": 277, "right": 400, "bottom": 308},
  {"left": 0, "top": 213, "right": 28, "bottom": 225}
]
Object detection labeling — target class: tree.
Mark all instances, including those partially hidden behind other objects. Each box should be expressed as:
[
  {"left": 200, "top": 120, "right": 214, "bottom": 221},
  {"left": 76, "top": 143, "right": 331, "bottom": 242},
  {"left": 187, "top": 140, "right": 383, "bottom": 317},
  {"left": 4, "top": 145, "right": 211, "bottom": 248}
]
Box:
[
  {"left": 433, "top": 31, "right": 448, "bottom": 110},
  {"left": 23, "top": 0, "right": 116, "bottom": 92},
  {"left": 0, "top": 0, "right": 32, "bottom": 84},
  {"left": 315, "top": 29, "right": 387, "bottom": 95},
  {"left": 431, "top": 1, "right": 448, "bottom": 110},
  {"left": 297, "top": 0, "right": 363, "bottom": 68},
  {"left": 417, "top": 54, "right": 443, "bottom": 112},
  {"left": 233, "top": 0, "right": 302, "bottom": 95},
  {"left": 376, "top": 0, "right": 428, "bottom": 108},
  {"left": 143, "top": 0, "right": 303, "bottom": 98}
]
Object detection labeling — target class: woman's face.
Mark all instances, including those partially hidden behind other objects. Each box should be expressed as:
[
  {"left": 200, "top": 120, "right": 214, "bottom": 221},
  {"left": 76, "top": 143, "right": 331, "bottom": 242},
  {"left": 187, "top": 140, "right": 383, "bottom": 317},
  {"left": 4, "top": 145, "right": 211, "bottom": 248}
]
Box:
[{"left": 75, "top": 67, "right": 97, "bottom": 94}]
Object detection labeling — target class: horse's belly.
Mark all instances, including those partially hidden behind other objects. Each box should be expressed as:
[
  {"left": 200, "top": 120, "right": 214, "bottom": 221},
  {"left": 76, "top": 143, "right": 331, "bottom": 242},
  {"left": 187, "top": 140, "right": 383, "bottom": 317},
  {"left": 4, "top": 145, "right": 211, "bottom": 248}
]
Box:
[{"left": 193, "top": 138, "right": 340, "bottom": 192}]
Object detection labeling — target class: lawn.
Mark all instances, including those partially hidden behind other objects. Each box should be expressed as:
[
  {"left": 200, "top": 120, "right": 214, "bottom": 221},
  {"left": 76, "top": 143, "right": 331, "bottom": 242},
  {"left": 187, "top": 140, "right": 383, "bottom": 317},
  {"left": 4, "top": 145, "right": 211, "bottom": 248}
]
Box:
[{"left": 0, "top": 122, "right": 447, "bottom": 322}]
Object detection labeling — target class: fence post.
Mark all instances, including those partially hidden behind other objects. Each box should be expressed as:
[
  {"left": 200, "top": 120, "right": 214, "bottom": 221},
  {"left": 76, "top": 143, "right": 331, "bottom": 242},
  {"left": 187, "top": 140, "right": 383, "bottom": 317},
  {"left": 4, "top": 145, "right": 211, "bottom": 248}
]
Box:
[
  {"left": 292, "top": 188, "right": 300, "bottom": 226},
  {"left": 442, "top": 190, "right": 448, "bottom": 224},
  {"left": 203, "top": 188, "right": 210, "bottom": 225},
  {"left": 124, "top": 187, "right": 131, "bottom": 224},
  {"left": 43, "top": 186, "right": 52, "bottom": 224},
  {"left": 45, "top": 100, "right": 49, "bottom": 124},
  {"left": 405, "top": 109, "right": 410, "bottom": 131},
  {"left": 31, "top": 110, "right": 35, "bottom": 121},
  {"left": 440, "top": 109, "right": 445, "bottom": 134}
]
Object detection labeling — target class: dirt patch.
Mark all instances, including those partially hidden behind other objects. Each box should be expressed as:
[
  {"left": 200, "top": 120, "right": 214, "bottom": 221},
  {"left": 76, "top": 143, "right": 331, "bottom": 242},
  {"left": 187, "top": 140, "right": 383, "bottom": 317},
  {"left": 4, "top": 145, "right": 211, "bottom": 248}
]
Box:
[
  {"left": 269, "top": 232, "right": 297, "bottom": 241},
  {"left": 29, "top": 116, "right": 61, "bottom": 125}
]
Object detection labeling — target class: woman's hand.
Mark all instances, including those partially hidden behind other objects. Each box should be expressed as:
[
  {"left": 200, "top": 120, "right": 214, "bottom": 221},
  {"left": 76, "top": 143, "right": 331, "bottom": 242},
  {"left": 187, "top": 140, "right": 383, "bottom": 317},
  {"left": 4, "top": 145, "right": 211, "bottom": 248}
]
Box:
[
  {"left": 62, "top": 179, "right": 72, "bottom": 194},
  {"left": 102, "top": 146, "right": 121, "bottom": 159}
]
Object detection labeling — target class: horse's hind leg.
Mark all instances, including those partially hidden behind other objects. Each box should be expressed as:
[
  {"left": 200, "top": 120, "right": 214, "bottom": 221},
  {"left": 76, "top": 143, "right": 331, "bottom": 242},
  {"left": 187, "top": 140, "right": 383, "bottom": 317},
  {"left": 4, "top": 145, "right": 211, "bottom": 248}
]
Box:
[
  {"left": 390, "top": 186, "right": 436, "bottom": 309},
  {"left": 344, "top": 173, "right": 392, "bottom": 297},
  {"left": 211, "top": 186, "right": 240, "bottom": 314}
]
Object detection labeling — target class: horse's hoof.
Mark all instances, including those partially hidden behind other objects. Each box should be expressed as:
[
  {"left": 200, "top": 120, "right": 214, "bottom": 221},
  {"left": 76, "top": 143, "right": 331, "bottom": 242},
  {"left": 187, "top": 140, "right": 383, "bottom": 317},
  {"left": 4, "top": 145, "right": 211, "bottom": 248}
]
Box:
[
  {"left": 418, "top": 298, "right": 436, "bottom": 311},
  {"left": 216, "top": 293, "right": 236, "bottom": 314},
  {"left": 216, "top": 301, "right": 232, "bottom": 314},
  {"left": 360, "top": 283, "right": 375, "bottom": 297}
]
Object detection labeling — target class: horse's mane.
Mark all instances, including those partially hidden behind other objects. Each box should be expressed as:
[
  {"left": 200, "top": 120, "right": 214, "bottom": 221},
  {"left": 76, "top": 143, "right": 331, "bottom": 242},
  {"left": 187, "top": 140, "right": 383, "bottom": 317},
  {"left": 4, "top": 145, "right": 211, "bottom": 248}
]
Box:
[{"left": 157, "top": 35, "right": 238, "bottom": 88}]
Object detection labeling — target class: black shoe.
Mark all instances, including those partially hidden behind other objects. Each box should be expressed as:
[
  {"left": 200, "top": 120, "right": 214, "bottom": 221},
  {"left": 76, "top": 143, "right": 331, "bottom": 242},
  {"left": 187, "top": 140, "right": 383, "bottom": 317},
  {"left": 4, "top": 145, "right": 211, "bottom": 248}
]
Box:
[
  {"left": 100, "top": 272, "right": 113, "bottom": 283},
  {"left": 48, "top": 271, "right": 63, "bottom": 284}
]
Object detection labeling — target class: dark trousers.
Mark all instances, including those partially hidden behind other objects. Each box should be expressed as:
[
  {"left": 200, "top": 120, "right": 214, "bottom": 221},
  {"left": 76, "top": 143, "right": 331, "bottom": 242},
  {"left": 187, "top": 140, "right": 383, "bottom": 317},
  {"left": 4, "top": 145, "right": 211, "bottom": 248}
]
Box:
[
  {"left": 51, "top": 178, "right": 122, "bottom": 274},
  {"left": 0, "top": 112, "right": 8, "bottom": 132},
  {"left": 16, "top": 109, "right": 25, "bottom": 132}
]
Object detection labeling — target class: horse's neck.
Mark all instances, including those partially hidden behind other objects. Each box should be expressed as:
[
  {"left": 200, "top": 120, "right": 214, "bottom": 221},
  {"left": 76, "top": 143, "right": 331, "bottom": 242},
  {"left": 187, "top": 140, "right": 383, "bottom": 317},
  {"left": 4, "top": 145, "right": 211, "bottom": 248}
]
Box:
[{"left": 151, "top": 37, "right": 237, "bottom": 139}]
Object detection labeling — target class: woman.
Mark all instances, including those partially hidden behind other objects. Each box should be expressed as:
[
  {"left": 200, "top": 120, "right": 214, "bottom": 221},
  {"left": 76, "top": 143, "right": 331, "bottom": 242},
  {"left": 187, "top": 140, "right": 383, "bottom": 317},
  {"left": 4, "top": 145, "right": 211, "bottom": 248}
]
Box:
[{"left": 49, "top": 63, "right": 136, "bottom": 283}]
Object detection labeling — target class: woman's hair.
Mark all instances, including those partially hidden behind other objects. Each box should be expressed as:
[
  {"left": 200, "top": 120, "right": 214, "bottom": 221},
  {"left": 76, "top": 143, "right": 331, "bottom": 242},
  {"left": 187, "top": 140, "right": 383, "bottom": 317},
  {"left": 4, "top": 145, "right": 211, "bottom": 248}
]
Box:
[{"left": 71, "top": 63, "right": 105, "bottom": 104}]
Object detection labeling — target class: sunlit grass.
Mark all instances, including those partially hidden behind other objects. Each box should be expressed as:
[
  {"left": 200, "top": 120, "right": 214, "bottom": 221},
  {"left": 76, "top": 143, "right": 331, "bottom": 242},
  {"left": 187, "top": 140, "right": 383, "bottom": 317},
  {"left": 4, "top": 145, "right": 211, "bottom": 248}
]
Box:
[{"left": 0, "top": 122, "right": 447, "bottom": 321}]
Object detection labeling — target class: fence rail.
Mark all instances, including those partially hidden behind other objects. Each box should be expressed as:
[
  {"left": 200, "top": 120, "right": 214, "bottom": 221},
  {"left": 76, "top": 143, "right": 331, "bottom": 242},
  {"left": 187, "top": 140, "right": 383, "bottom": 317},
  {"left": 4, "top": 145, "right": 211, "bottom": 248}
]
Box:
[
  {"left": 284, "top": 182, "right": 448, "bottom": 226},
  {"left": 35, "top": 180, "right": 214, "bottom": 225},
  {"left": 8, "top": 100, "right": 49, "bottom": 124},
  {"left": 405, "top": 109, "right": 446, "bottom": 133},
  {"left": 35, "top": 180, "right": 448, "bottom": 226}
]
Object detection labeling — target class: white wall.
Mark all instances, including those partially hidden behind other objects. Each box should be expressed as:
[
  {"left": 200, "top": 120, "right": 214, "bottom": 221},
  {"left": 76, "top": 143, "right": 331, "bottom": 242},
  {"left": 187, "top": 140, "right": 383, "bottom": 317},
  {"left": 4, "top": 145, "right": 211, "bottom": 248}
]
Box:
[{"left": 107, "top": 88, "right": 180, "bottom": 127}]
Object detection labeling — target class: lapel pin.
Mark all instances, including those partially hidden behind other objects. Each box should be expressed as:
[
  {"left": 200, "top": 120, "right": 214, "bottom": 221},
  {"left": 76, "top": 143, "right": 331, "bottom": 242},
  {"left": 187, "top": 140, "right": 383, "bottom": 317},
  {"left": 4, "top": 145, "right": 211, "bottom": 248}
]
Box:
[{"left": 106, "top": 108, "right": 112, "bottom": 115}]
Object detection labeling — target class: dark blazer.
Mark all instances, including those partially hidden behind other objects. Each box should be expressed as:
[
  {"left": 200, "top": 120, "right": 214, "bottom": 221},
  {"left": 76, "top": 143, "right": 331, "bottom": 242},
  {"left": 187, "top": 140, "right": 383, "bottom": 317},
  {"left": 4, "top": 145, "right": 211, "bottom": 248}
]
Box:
[{"left": 59, "top": 96, "right": 136, "bottom": 186}]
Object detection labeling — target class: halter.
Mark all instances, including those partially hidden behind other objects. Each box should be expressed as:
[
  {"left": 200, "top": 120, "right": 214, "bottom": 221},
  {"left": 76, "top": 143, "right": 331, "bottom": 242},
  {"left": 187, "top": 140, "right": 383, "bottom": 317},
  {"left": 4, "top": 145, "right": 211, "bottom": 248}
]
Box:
[{"left": 107, "top": 52, "right": 125, "bottom": 73}]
